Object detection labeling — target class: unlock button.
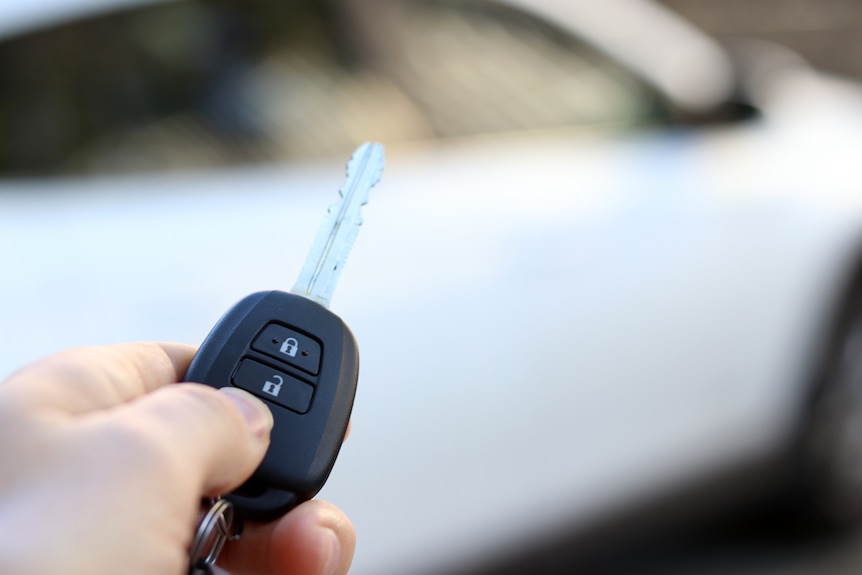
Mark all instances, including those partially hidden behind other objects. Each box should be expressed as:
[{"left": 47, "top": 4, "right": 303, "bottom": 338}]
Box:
[{"left": 233, "top": 358, "right": 314, "bottom": 414}]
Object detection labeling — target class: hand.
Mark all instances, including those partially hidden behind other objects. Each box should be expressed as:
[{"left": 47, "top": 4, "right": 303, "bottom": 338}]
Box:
[{"left": 0, "top": 343, "right": 355, "bottom": 575}]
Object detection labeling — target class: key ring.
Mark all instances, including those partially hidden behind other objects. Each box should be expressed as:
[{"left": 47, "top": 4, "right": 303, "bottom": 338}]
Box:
[{"left": 188, "top": 498, "right": 239, "bottom": 575}]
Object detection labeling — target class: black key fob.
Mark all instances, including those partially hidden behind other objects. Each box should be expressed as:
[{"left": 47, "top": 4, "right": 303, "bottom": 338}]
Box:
[{"left": 185, "top": 290, "right": 358, "bottom": 523}]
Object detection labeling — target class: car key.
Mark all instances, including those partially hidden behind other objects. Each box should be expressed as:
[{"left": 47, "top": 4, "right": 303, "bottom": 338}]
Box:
[{"left": 184, "top": 142, "right": 384, "bottom": 571}]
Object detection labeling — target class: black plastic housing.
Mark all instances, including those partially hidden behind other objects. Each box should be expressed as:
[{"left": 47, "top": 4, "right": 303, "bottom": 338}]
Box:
[{"left": 184, "top": 290, "right": 358, "bottom": 522}]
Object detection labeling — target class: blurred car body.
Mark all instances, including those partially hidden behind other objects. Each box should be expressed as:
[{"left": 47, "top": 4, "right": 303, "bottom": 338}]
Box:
[{"left": 3, "top": 0, "right": 862, "bottom": 573}]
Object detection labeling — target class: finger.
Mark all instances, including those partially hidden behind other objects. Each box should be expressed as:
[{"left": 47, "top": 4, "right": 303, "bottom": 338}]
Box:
[
  {"left": 219, "top": 500, "right": 355, "bottom": 575},
  {"left": 93, "top": 384, "right": 273, "bottom": 496},
  {"left": 0, "top": 342, "right": 195, "bottom": 413}
]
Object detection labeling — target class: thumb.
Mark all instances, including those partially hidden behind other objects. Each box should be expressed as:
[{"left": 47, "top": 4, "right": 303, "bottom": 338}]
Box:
[{"left": 98, "top": 384, "right": 273, "bottom": 496}]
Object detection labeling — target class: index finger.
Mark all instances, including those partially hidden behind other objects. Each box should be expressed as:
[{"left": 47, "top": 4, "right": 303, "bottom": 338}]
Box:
[{"left": 0, "top": 342, "right": 196, "bottom": 414}]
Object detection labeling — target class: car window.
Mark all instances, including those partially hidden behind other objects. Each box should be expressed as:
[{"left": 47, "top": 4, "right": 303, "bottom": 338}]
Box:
[{"left": 0, "top": 0, "right": 663, "bottom": 176}]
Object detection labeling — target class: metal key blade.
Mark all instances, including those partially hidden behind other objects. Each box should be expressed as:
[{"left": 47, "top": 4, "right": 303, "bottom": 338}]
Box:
[{"left": 292, "top": 142, "right": 384, "bottom": 307}]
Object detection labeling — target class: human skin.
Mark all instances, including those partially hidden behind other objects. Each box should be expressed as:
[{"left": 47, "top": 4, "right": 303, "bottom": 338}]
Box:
[{"left": 0, "top": 342, "right": 355, "bottom": 575}]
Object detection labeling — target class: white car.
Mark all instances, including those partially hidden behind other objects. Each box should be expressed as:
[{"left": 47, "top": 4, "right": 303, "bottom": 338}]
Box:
[{"left": 3, "top": 0, "right": 862, "bottom": 573}]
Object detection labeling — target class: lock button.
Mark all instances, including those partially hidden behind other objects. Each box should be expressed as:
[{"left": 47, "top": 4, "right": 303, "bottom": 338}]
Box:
[{"left": 252, "top": 323, "right": 322, "bottom": 375}]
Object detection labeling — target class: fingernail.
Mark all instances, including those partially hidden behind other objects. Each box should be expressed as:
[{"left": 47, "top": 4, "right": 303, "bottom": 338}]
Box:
[
  {"left": 321, "top": 528, "right": 342, "bottom": 575},
  {"left": 219, "top": 387, "right": 273, "bottom": 438}
]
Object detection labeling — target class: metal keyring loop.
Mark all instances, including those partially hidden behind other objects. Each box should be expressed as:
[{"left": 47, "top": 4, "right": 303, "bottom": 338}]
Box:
[{"left": 189, "top": 498, "right": 235, "bottom": 574}]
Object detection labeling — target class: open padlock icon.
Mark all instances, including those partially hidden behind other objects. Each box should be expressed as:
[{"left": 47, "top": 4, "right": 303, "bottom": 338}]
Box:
[{"left": 262, "top": 374, "right": 284, "bottom": 397}]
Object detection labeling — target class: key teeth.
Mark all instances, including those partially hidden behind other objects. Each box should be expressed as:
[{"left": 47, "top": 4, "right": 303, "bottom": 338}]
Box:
[
  {"left": 332, "top": 141, "right": 383, "bottom": 210},
  {"left": 344, "top": 142, "right": 385, "bottom": 180},
  {"left": 334, "top": 177, "right": 379, "bottom": 207},
  {"left": 293, "top": 142, "right": 384, "bottom": 305},
  {"left": 344, "top": 143, "right": 368, "bottom": 177},
  {"left": 327, "top": 197, "right": 369, "bottom": 216}
]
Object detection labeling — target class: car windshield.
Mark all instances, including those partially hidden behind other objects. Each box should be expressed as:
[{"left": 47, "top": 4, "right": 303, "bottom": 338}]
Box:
[{"left": 0, "top": 0, "right": 662, "bottom": 176}]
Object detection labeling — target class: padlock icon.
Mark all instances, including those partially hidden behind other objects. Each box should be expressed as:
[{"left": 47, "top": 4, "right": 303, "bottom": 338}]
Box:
[
  {"left": 263, "top": 374, "right": 283, "bottom": 397},
  {"left": 280, "top": 337, "right": 299, "bottom": 357}
]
